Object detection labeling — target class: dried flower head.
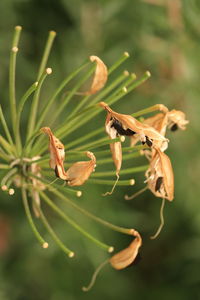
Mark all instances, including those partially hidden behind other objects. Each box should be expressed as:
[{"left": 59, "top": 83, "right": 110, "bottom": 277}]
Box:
[
  {"left": 130, "top": 108, "right": 188, "bottom": 151},
  {"left": 99, "top": 102, "right": 168, "bottom": 149}
]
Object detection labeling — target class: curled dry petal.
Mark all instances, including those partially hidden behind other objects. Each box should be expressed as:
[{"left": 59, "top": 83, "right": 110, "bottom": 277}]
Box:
[
  {"left": 109, "top": 230, "right": 142, "bottom": 270},
  {"left": 84, "top": 56, "right": 108, "bottom": 95},
  {"left": 145, "top": 148, "right": 174, "bottom": 201},
  {"left": 99, "top": 102, "right": 168, "bottom": 150},
  {"left": 130, "top": 109, "right": 189, "bottom": 148},
  {"left": 41, "top": 127, "right": 67, "bottom": 180},
  {"left": 167, "top": 109, "right": 189, "bottom": 131},
  {"left": 105, "top": 113, "right": 122, "bottom": 175},
  {"left": 65, "top": 151, "right": 96, "bottom": 186},
  {"left": 130, "top": 113, "right": 169, "bottom": 151}
]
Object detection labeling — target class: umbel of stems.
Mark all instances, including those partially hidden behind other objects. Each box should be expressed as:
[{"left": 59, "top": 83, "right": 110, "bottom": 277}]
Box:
[{"left": 0, "top": 25, "right": 185, "bottom": 285}]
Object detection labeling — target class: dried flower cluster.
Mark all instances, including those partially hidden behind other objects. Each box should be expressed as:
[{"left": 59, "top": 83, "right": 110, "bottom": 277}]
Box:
[{"left": 0, "top": 26, "right": 189, "bottom": 291}]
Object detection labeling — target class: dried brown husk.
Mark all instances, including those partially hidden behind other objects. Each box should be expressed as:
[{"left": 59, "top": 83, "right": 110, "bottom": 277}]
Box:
[
  {"left": 167, "top": 109, "right": 189, "bottom": 130},
  {"left": 41, "top": 127, "right": 67, "bottom": 180},
  {"left": 130, "top": 109, "right": 189, "bottom": 148},
  {"left": 99, "top": 102, "right": 168, "bottom": 150},
  {"left": 84, "top": 56, "right": 108, "bottom": 95},
  {"left": 105, "top": 112, "right": 122, "bottom": 175},
  {"left": 65, "top": 151, "right": 96, "bottom": 186},
  {"left": 109, "top": 230, "right": 142, "bottom": 270},
  {"left": 145, "top": 148, "right": 174, "bottom": 201}
]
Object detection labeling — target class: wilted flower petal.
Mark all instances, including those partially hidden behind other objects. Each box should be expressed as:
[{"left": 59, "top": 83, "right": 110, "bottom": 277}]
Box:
[
  {"left": 105, "top": 112, "right": 122, "bottom": 175},
  {"left": 65, "top": 151, "right": 96, "bottom": 186},
  {"left": 145, "top": 148, "right": 174, "bottom": 201},
  {"left": 167, "top": 109, "right": 189, "bottom": 131},
  {"left": 84, "top": 56, "right": 108, "bottom": 95},
  {"left": 109, "top": 230, "right": 142, "bottom": 270},
  {"left": 41, "top": 127, "right": 67, "bottom": 180}
]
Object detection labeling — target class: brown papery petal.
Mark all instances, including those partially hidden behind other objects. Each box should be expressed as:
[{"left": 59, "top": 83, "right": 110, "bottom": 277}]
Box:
[
  {"left": 65, "top": 151, "right": 96, "bottom": 186},
  {"left": 41, "top": 127, "right": 67, "bottom": 180},
  {"left": 167, "top": 109, "right": 189, "bottom": 130},
  {"left": 146, "top": 148, "right": 174, "bottom": 201},
  {"left": 84, "top": 56, "right": 108, "bottom": 95},
  {"left": 99, "top": 102, "right": 168, "bottom": 148},
  {"left": 105, "top": 112, "right": 122, "bottom": 175},
  {"left": 109, "top": 230, "right": 142, "bottom": 270}
]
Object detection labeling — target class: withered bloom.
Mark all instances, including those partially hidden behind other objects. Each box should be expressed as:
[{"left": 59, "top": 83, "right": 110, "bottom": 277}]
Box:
[
  {"left": 65, "top": 151, "right": 96, "bottom": 186},
  {"left": 145, "top": 148, "right": 174, "bottom": 201},
  {"left": 105, "top": 112, "right": 123, "bottom": 176},
  {"left": 109, "top": 230, "right": 142, "bottom": 270},
  {"left": 167, "top": 109, "right": 189, "bottom": 131},
  {"left": 84, "top": 56, "right": 108, "bottom": 95},
  {"left": 130, "top": 108, "right": 188, "bottom": 151},
  {"left": 99, "top": 102, "right": 168, "bottom": 150},
  {"left": 41, "top": 127, "right": 67, "bottom": 180}
]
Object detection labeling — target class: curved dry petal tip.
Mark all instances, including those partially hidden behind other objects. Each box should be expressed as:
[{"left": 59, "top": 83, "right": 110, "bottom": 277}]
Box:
[{"left": 40, "top": 127, "right": 52, "bottom": 135}]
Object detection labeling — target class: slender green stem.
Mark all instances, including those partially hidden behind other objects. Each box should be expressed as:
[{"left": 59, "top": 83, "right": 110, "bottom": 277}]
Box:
[
  {"left": 35, "top": 203, "right": 74, "bottom": 257},
  {"left": 91, "top": 165, "right": 148, "bottom": 177},
  {"left": 0, "top": 148, "right": 10, "bottom": 161},
  {"left": 9, "top": 26, "right": 22, "bottom": 136},
  {"left": 97, "top": 152, "right": 141, "bottom": 165},
  {"left": 22, "top": 187, "right": 48, "bottom": 248},
  {"left": 73, "top": 136, "right": 121, "bottom": 151},
  {"left": 29, "top": 173, "right": 82, "bottom": 198},
  {"left": 54, "top": 75, "right": 135, "bottom": 141},
  {"left": 26, "top": 70, "right": 51, "bottom": 151},
  {"left": 95, "top": 144, "right": 148, "bottom": 155},
  {"left": 127, "top": 71, "right": 151, "bottom": 96},
  {"left": 40, "top": 191, "right": 113, "bottom": 252},
  {"left": 69, "top": 71, "right": 129, "bottom": 119},
  {"left": 49, "top": 188, "right": 134, "bottom": 235},
  {"left": 87, "top": 179, "right": 135, "bottom": 186},
  {"left": 70, "top": 53, "right": 130, "bottom": 120},
  {"left": 50, "top": 63, "right": 96, "bottom": 125},
  {"left": 124, "top": 186, "right": 148, "bottom": 200},
  {"left": 108, "top": 52, "right": 129, "bottom": 75},
  {"left": 15, "top": 82, "right": 38, "bottom": 154},
  {"left": 0, "top": 105, "right": 15, "bottom": 148},
  {"left": 0, "top": 164, "right": 9, "bottom": 169},
  {"left": 1, "top": 168, "right": 17, "bottom": 187},
  {"left": 53, "top": 73, "right": 134, "bottom": 140},
  {"left": 132, "top": 103, "right": 164, "bottom": 118},
  {"left": 30, "top": 63, "right": 95, "bottom": 155},
  {"left": 35, "top": 61, "right": 89, "bottom": 131},
  {"left": 0, "top": 136, "right": 15, "bottom": 155},
  {"left": 37, "top": 31, "right": 56, "bottom": 80},
  {"left": 67, "top": 127, "right": 103, "bottom": 149},
  {"left": 82, "top": 259, "right": 109, "bottom": 292}
]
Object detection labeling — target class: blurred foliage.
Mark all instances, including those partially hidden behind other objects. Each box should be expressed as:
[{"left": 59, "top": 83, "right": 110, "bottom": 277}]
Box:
[{"left": 0, "top": 0, "right": 200, "bottom": 299}]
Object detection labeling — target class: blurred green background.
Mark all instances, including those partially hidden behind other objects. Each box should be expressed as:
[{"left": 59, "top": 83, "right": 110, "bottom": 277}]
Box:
[{"left": 0, "top": 0, "right": 200, "bottom": 299}]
